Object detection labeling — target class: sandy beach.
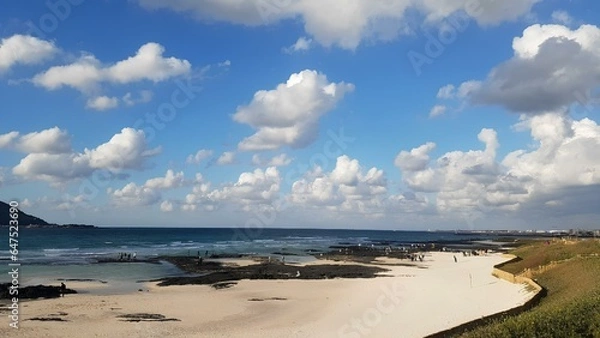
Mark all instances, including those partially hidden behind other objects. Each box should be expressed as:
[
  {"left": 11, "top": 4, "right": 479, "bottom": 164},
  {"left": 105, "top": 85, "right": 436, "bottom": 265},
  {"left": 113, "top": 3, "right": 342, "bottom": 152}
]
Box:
[{"left": 1, "top": 253, "right": 535, "bottom": 338}]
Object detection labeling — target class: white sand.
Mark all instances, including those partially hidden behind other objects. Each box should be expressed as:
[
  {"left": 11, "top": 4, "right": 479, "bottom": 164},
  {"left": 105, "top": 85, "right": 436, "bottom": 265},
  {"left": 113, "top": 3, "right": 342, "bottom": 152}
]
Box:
[{"left": 1, "top": 253, "right": 535, "bottom": 338}]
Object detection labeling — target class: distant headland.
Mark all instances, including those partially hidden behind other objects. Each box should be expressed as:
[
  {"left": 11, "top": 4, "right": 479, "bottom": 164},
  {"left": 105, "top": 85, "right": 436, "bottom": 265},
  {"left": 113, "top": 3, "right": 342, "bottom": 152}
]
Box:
[{"left": 0, "top": 201, "right": 96, "bottom": 228}]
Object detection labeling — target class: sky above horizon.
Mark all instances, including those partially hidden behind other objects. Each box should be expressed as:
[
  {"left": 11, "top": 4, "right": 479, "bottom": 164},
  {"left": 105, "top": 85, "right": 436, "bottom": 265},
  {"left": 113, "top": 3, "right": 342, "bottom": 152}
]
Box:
[{"left": 1, "top": 0, "right": 599, "bottom": 230}]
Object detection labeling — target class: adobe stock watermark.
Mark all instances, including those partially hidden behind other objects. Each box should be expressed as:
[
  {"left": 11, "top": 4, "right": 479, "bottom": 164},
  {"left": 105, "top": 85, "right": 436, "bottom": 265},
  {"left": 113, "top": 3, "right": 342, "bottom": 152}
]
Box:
[
  {"left": 26, "top": 0, "right": 86, "bottom": 39},
  {"left": 337, "top": 280, "right": 405, "bottom": 338},
  {"left": 231, "top": 127, "right": 356, "bottom": 244},
  {"left": 62, "top": 77, "right": 203, "bottom": 219},
  {"left": 407, "top": 0, "right": 487, "bottom": 77}
]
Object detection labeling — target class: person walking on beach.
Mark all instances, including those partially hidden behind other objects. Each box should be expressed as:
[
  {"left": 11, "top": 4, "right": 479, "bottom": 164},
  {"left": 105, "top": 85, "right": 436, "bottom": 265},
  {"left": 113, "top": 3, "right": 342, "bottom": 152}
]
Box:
[
  {"left": 453, "top": 255, "right": 457, "bottom": 263},
  {"left": 60, "top": 282, "right": 66, "bottom": 297}
]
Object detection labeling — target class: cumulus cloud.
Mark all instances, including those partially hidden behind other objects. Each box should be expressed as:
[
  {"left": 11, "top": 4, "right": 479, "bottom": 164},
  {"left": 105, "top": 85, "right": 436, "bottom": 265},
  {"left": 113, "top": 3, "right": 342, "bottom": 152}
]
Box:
[
  {"left": 123, "top": 90, "right": 153, "bottom": 106},
  {"left": 416, "top": 0, "right": 542, "bottom": 26},
  {"left": 110, "top": 169, "right": 186, "bottom": 206},
  {"left": 186, "top": 149, "right": 213, "bottom": 164},
  {"left": 234, "top": 69, "right": 354, "bottom": 151},
  {"left": 395, "top": 114, "right": 600, "bottom": 220},
  {"left": 136, "top": 0, "right": 540, "bottom": 50},
  {"left": 394, "top": 142, "right": 436, "bottom": 172},
  {"left": 160, "top": 200, "right": 174, "bottom": 212},
  {"left": 0, "top": 35, "right": 57, "bottom": 73},
  {"left": 32, "top": 42, "right": 191, "bottom": 93},
  {"left": 0, "top": 127, "right": 71, "bottom": 154},
  {"left": 12, "top": 128, "right": 160, "bottom": 182},
  {"left": 429, "top": 105, "right": 447, "bottom": 118},
  {"left": 216, "top": 151, "right": 236, "bottom": 165},
  {"left": 436, "top": 84, "right": 455, "bottom": 99},
  {"left": 441, "top": 24, "right": 600, "bottom": 114},
  {"left": 283, "top": 37, "right": 313, "bottom": 53},
  {"left": 110, "top": 182, "right": 161, "bottom": 206},
  {"left": 251, "top": 153, "right": 292, "bottom": 167},
  {"left": 86, "top": 96, "right": 119, "bottom": 111},
  {"left": 183, "top": 167, "right": 281, "bottom": 212},
  {"left": 289, "top": 155, "right": 425, "bottom": 217}
]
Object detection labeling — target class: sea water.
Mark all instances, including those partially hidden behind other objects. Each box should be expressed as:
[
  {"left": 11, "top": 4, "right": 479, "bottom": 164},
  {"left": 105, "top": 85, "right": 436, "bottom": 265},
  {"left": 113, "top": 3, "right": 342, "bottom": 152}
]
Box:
[{"left": 0, "top": 227, "right": 491, "bottom": 292}]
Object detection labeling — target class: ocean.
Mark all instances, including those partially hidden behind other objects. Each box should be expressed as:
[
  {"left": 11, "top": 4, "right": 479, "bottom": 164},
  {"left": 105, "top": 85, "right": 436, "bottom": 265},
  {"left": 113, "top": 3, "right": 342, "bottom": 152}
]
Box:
[{"left": 0, "top": 227, "right": 495, "bottom": 292}]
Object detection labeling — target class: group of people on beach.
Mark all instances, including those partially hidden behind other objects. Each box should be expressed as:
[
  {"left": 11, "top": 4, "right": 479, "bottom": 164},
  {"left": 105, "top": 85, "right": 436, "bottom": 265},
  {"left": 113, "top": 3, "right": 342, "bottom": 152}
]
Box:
[
  {"left": 409, "top": 253, "right": 425, "bottom": 262},
  {"left": 118, "top": 252, "right": 136, "bottom": 261}
]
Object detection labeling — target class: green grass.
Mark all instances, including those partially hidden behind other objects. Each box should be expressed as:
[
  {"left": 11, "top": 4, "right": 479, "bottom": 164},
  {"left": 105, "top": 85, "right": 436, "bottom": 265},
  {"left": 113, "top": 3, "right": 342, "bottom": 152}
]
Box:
[
  {"left": 457, "top": 239, "right": 600, "bottom": 338},
  {"left": 500, "top": 239, "right": 600, "bottom": 274}
]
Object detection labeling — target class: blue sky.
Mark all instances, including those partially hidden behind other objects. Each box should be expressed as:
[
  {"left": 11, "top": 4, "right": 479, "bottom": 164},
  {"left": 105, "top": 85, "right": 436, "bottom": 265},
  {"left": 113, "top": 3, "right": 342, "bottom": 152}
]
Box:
[{"left": 1, "top": 0, "right": 599, "bottom": 229}]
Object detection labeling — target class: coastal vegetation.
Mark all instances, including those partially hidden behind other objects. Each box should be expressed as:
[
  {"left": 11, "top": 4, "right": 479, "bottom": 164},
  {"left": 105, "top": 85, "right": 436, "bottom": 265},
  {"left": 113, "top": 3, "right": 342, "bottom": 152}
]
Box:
[{"left": 458, "top": 239, "right": 600, "bottom": 338}]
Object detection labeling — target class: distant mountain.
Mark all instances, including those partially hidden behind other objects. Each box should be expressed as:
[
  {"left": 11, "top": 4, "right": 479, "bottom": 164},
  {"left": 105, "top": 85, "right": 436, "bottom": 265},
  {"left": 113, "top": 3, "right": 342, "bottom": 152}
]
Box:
[
  {"left": 0, "top": 201, "right": 95, "bottom": 228},
  {"left": 0, "top": 201, "right": 49, "bottom": 226}
]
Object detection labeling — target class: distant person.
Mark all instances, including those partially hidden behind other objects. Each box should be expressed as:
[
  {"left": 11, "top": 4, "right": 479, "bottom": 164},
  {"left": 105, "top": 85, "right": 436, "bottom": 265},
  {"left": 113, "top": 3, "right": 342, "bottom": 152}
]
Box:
[
  {"left": 60, "top": 282, "right": 66, "bottom": 297},
  {"left": 132, "top": 252, "right": 137, "bottom": 260},
  {"left": 453, "top": 255, "right": 457, "bottom": 263}
]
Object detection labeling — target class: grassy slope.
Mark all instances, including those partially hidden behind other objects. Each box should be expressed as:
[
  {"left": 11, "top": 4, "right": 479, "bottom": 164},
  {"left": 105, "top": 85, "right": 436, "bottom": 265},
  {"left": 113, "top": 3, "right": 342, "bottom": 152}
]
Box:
[{"left": 458, "top": 239, "right": 600, "bottom": 338}]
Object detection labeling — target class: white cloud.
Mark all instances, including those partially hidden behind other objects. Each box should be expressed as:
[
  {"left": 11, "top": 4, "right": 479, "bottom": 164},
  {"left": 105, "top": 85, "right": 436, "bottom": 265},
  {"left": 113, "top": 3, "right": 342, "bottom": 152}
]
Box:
[
  {"left": 416, "top": 0, "right": 542, "bottom": 26},
  {"left": 110, "top": 182, "right": 161, "bottom": 206},
  {"left": 12, "top": 128, "right": 160, "bottom": 182},
  {"left": 290, "top": 155, "right": 427, "bottom": 217},
  {"left": 436, "top": 84, "right": 455, "bottom": 99},
  {"left": 86, "top": 95, "right": 119, "bottom": 111},
  {"left": 32, "top": 42, "right": 191, "bottom": 93},
  {"left": 123, "top": 90, "right": 153, "bottom": 106},
  {"left": 0, "top": 35, "right": 57, "bottom": 73},
  {"left": 445, "top": 24, "right": 600, "bottom": 114},
  {"left": 84, "top": 128, "right": 161, "bottom": 171},
  {"left": 217, "top": 151, "right": 236, "bottom": 165},
  {"left": 283, "top": 37, "right": 313, "bottom": 53},
  {"left": 107, "top": 43, "right": 191, "bottom": 83},
  {"left": 110, "top": 169, "right": 186, "bottom": 206},
  {"left": 0, "top": 127, "right": 71, "bottom": 154},
  {"left": 429, "top": 105, "right": 447, "bottom": 118},
  {"left": 32, "top": 54, "right": 103, "bottom": 92},
  {"left": 234, "top": 69, "right": 354, "bottom": 151},
  {"left": 218, "top": 60, "right": 231, "bottom": 67},
  {"left": 251, "top": 153, "right": 292, "bottom": 167},
  {"left": 394, "top": 142, "right": 436, "bottom": 172},
  {"left": 551, "top": 10, "right": 573, "bottom": 26},
  {"left": 136, "top": 0, "right": 540, "bottom": 50},
  {"left": 145, "top": 169, "right": 186, "bottom": 189},
  {"left": 187, "top": 149, "right": 213, "bottom": 164},
  {"left": 184, "top": 167, "right": 281, "bottom": 211},
  {"left": 160, "top": 200, "right": 174, "bottom": 212},
  {"left": 395, "top": 114, "right": 600, "bottom": 219}
]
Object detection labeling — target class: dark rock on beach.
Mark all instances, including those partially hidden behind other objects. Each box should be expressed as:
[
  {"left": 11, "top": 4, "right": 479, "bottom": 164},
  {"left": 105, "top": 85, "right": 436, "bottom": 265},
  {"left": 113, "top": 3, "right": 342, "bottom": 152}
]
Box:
[
  {"left": 211, "top": 282, "right": 238, "bottom": 290},
  {"left": 0, "top": 283, "right": 77, "bottom": 300},
  {"left": 157, "top": 259, "right": 389, "bottom": 287},
  {"left": 29, "top": 317, "right": 69, "bottom": 322},
  {"left": 117, "top": 313, "right": 180, "bottom": 322}
]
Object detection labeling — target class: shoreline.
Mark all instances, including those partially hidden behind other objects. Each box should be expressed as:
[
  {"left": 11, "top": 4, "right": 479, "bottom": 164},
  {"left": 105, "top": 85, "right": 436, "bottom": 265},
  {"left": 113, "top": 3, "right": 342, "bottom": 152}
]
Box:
[{"left": 1, "top": 252, "right": 535, "bottom": 338}]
